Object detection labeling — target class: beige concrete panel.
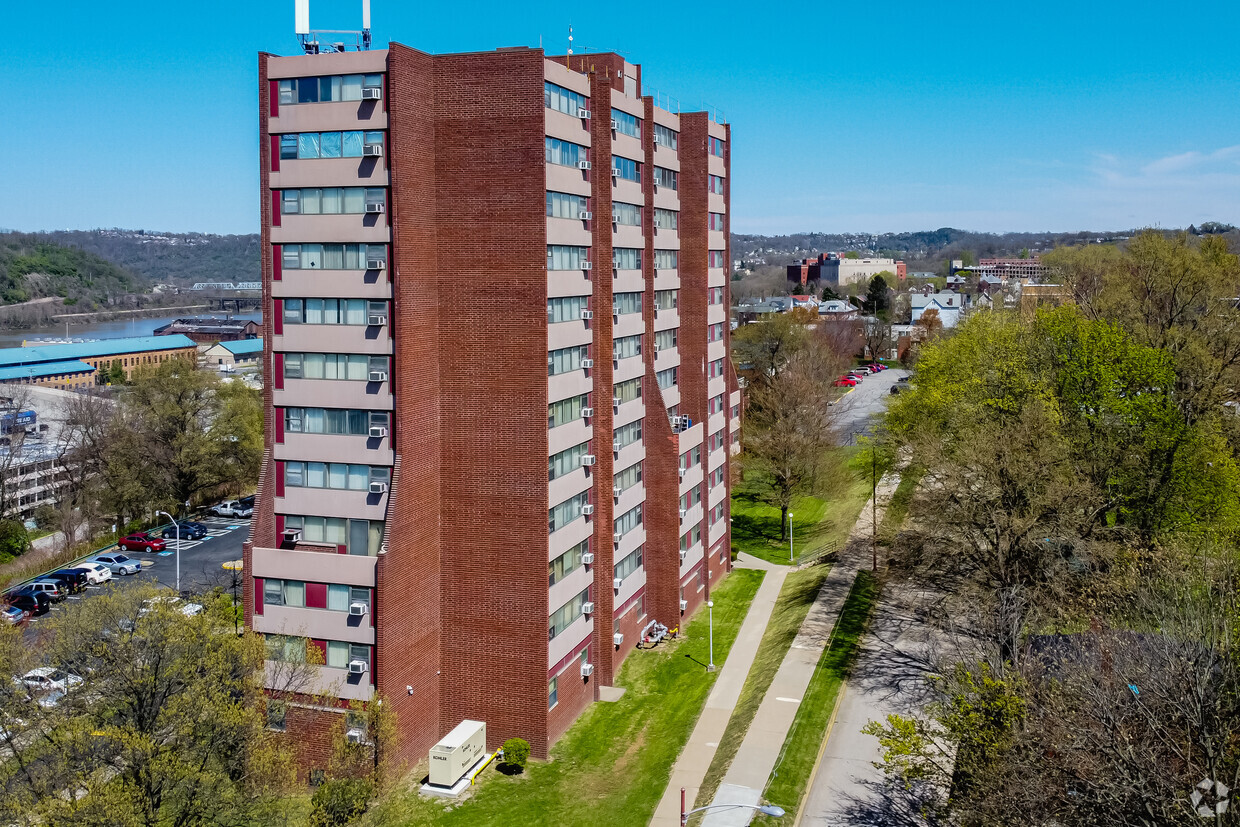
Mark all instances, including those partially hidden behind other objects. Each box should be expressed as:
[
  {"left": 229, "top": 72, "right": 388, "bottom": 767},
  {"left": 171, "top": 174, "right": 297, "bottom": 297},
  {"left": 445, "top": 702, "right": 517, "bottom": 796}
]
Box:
[
  {"left": 549, "top": 514, "right": 593, "bottom": 558},
  {"left": 546, "top": 163, "right": 593, "bottom": 197},
  {"left": 655, "top": 308, "right": 681, "bottom": 332},
  {"left": 609, "top": 89, "right": 644, "bottom": 118},
  {"left": 274, "top": 433, "right": 393, "bottom": 466},
  {"left": 612, "top": 355, "right": 644, "bottom": 384},
  {"left": 614, "top": 439, "right": 646, "bottom": 469},
  {"left": 273, "top": 270, "right": 392, "bottom": 300},
  {"left": 708, "top": 340, "right": 727, "bottom": 363},
  {"left": 275, "top": 378, "right": 394, "bottom": 411},
  {"left": 548, "top": 468, "right": 591, "bottom": 514},
  {"left": 612, "top": 132, "right": 644, "bottom": 162},
  {"left": 708, "top": 411, "right": 726, "bottom": 438},
  {"left": 707, "top": 304, "right": 727, "bottom": 325},
  {"left": 546, "top": 108, "right": 592, "bottom": 146},
  {"left": 254, "top": 605, "right": 376, "bottom": 645},
  {"left": 548, "top": 615, "right": 593, "bottom": 668},
  {"left": 273, "top": 213, "right": 390, "bottom": 245},
  {"left": 614, "top": 567, "right": 646, "bottom": 608},
  {"left": 708, "top": 154, "right": 727, "bottom": 178},
  {"left": 709, "top": 477, "right": 728, "bottom": 508},
  {"left": 276, "top": 487, "right": 387, "bottom": 522},
  {"left": 547, "top": 216, "right": 593, "bottom": 246},
  {"left": 271, "top": 101, "right": 388, "bottom": 134},
  {"left": 708, "top": 270, "right": 728, "bottom": 288},
  {"left": 708, "top": 230, "right": 727, "bottom": 249},
  {"left": 614, "top": 524, "right": 646, "bottom": 559},
  {"left": 613, "top": 399, "right": 645, "bottom": 428},
  {"left": 680, "top": 503, "right": 704, "bottom": 532},
  {"left": 612, "top": 311, "right": 645, "bottom": 338},
  {"left": 654, "top": 187, "right": 681, "bottom": 211},
  {"left": 274, "top": 325, "right": 392, "bottom": 355},
  {"left": 612, "top": 178, "right": 644, "bottom": 205},
  {"left": 547, "top": 270, "right": 594, "bottom": 299},
  {"left": 549, "top": 563, "right": 592, "bottom": 615},
  {"left": 652, "top": 107, "right": 680, "bottom": 129},
  {"left": 653, "top": 270, "right": 681, "bottom": 291},
  {"left": 544, "top": 59, "right": 591, "bottom": 96},
  {"left": 263, "top": 661, "right": 374, "bottom": 701},
  {"left": 612, "top": 223, "right": 644, "bottom": 249},
  {"left": 613, "top": 480, "right": 645, "bottom": 517},
  {"left": 708, "top": 193, "right": 726, "bottom": 214},
  {"left": 612, "top": 272, "right": 645, "bottom": 294},
  {"left": 679, "top": 463, "right": 704, "bottom": 497},
  {"left": 653, "top": 144, "right": 680, "bottom": 171},
  {"left": 548, "top": 419, "right": 592, "bottom": 457},
  {"left": 268, "top": 51, "right": 389, "bottom": 79},
  {"left": 660, "top": 385, "right": 681, "bottom": 410},
  {"left": 547, "top": 319, "right": 593, "bottom": 351},
  {"left": 654, "top": 348, "right": 681, "bottom": 373},
  {"left": 548, "top": 368, "right": 593, "bottom": 404},
  {"left": 252, "top": 545, "right": 378, "bottom": 585},
  {"left": 271, "top": 157, "right": 389, "bottom": 189},
  {"left": 652, "top": 226, "right": 679, "bottom": 248},
  {"left": 708, "top": 376, "right": 727, "bottom": 399}
]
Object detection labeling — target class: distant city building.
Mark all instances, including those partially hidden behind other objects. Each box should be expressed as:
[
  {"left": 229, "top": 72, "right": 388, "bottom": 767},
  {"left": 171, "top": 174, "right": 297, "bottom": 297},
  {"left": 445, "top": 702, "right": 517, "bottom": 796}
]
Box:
[
  {"left": 202, "top": 338, "right": 263, "bottom": 369},
  {"left": 956, "top": 257, "right": 1049, "bottom": 282},
  {"left": 789, "top": 254, "right": 906, "bottom": 287},
  {"left": 0, "top": 335, "right": 198, "bottom": 389},
  {"left": 154, "top": 316, "right": 262, "bottom": 345},
  {"left": 911, "top": 289, "right": 967, "bottom": 328},
  {"left": 818, "top": 299, "right": 860, "bottom": 319}
]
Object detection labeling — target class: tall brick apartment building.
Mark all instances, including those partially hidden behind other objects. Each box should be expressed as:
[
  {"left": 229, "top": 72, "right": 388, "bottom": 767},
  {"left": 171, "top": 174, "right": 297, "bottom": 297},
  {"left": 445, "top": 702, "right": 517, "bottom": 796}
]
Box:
[{"left": 244, "top": 40, "right": 739, "bottom": 775}]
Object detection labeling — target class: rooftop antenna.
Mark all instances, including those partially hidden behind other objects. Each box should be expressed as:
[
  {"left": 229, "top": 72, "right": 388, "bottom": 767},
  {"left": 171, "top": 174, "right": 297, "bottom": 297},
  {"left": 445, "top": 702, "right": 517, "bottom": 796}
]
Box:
[
  {"left": 362, "top": 0, "right": 371, "bottom": 50},
  {"left": 295, "top": 0, "right": 317, "bottom": 53},
  {"left": 567, "top": 25, "right": 573, "bottom": 56}
]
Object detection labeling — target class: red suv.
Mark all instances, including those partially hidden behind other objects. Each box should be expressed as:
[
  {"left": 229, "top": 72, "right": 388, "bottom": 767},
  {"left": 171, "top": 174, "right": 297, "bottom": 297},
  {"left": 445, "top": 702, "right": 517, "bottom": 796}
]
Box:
[{"left": 119, "top": 533, "right": 167, "bottom": 553}]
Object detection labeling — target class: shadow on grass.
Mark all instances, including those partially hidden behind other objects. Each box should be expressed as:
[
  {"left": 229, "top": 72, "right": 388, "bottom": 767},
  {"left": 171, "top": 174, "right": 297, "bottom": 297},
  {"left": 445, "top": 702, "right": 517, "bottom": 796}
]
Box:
[{"left": 495, "top": 764, "right": 523, "bottom": 777}]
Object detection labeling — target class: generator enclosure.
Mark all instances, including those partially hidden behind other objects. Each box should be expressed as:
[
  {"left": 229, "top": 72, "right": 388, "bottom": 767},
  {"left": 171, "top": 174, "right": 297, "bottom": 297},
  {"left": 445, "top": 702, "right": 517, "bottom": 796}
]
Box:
[{"left": 429, "top": 719, "right": 486, "bottom": 787}]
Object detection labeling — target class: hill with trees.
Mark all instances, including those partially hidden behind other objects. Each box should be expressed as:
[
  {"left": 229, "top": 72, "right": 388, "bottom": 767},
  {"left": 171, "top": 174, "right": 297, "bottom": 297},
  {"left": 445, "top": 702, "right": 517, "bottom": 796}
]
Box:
[{"left": 0, "top": 234, "right": 140, "bottom": 307}]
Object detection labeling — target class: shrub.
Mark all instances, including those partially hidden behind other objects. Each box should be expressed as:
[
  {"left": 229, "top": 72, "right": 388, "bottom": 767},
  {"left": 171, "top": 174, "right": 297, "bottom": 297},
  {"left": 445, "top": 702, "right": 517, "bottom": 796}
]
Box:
[
  {"left": 0, "top": 520, "right": 30, "bottom": 564},
  {"left": 32, "top": 504, "right": 57, "bottom": 529},
  {"left": 309, "top": 777, "right": 374, "bottom": 827},
  {"left": 499, "top": 737, "right": 531, "bottom": 773}
]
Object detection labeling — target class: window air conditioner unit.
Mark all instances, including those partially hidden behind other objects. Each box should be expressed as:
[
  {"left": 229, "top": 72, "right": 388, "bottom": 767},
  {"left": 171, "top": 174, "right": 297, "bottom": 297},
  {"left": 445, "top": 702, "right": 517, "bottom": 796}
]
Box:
[
  {"left": 613, "top": 531, "right": 624, "bottom": 545},
  {"left": 679, "top": 508, "right": 687, "bottom": 519},
  {"left": 613, "top": 485, "right": 623, "bottom": 498},
  {"left": 612, "top": 396, "right": 622, "bottom": 408},
  {"left": 581, "top": 552, "right": 595, "bottom": 565},
  {"left": 580, "top": 407, "right": 594, "bottom": 418},
  {"left": 577, "top": 108, "right": 591, "bottom": 119},
  {"left": 581, "top": 602, "right": 594, "bottom": 615},
  {"left": 581, "top": 261, "right": 593, "bottom": 271},
  {"left": 652, "top": 180, "right": 659, "bottom": 191},
  {"left": 679, "top": 599, "right": 688, "bottom": 613},
  {"left": 610, "top": 118, "right": 619, "bottom": 130},
  {"left": 369, "top": 481, "right": 388, "bottom": 494},
  {"left": 348, "top": 602, "right": 368, "bottom": 616},
  {"left": 614, "top": 632, "right": 624, "bottom": 647},
  {"left": 581, "top": 358, "right": 594, "bottom": 369},
  {"left": 347, "top": 660, "right": 368, "bottom": 675},
  {"left": 282, "top": 528, "right": 302, "bottom": 543},
  {"left": 612, "top": 441, "right": 622, "bottom": 454},
  {"left": 361, "top": 87, "right": 382, "bottom": 100},
  {"left": 613, "top": 578, "right": 623, "bottom": 591},
  {"left": 579, "top": 211, "right": 592, "bottom": 220},
  {"left": 346, "top": 728, "right": 366, "bottom": 744},
  {"left": 364, "top": 202, "right": 385, "bottom": 214},
  {"left": 678, "top": 468, "right": 686, "bottom": 479},
  {"left": 368, "top": 370, "right": 388, "bottom": 382},
  {"left": 679, "top": 549, "right": 687, "bottom": 563},
  {"left": 581, "top": 454, "right": 596, "bottom": 467},
  {"left": 578, "top": 160, "right": 592, "bottom": 170},
  {"left": 368, "top": 425, "right": 388, "bottom": 438},
  {"left": 581, "top": 662, "right": 594, "bottom": 677},
  {"left": 362, "top": 144, "right": 383, "bottom": 157},
  {"left": 582, "top": 504, "right": 595, "bottom": 516},
  {"left": 653, "top": 343, "right": 661, "bottom": 353},
  {"left": 581, "top": 309, "right": 594, "bottom": 320},
  {"left": 366, "top": 258, "right": 386, "bottom": 270}
]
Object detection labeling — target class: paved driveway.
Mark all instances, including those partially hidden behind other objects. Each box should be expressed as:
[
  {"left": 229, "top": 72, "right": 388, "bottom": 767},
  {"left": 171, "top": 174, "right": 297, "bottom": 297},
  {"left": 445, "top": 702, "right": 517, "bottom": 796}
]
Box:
[{"left": 832, "top": 369, "right": 907, "bottom": 439}]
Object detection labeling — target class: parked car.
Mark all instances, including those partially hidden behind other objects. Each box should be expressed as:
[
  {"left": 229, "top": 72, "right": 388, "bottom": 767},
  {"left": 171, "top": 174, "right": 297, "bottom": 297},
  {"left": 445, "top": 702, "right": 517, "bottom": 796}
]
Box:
[
  {"left": 92, "top": 553, "right": 142, "bottom": 576},
  {"left": 867, "top": 363, "right": 888, "bottom": 372},
  {"left": 69, "top": 562, "right": 113, "bottom": 585},
  {"left": 11, "top": 581, "right": 66, "bottom": 604},
  {"left": 833, "top": 377, "right": 857, "bottom": 387},
  {"left": 118, "top": 532, "right": 167, "bottom": 553},
  {"left": 19, "top": 667, "right": 83, "bottom": 695},
  {"left": 161, "top": 521, "right": 207, "bottom": 540},
  {"left": 897, "top": 375, "right": 910, "bottom": 383},
  {"left": 210, "top": 500, "right": 253, "bottom": 519},
  {"left": 6, "top": 592, "right": 50, "bottom": 617},
  {"left": 50, "top": 569, "right": 89, "bottom": 594},
  {"left": 141, "top": 595, "right": 205, "bottom": 618},
  {"left": 239, "top": 495, "right": 256, "bottom": 510},
  {"left": 852, "top": 366, "right": 873, "bottom": 375},
  {"left": 2, "top": 606, "right": 28, "bottom": 625}
]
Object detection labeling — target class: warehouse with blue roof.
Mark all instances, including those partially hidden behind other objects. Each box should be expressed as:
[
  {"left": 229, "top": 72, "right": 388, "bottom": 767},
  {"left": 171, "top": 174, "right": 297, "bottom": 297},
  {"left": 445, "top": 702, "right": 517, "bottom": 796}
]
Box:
[{"left": 0, "top": 334, "right": 198, "bottom": 390}]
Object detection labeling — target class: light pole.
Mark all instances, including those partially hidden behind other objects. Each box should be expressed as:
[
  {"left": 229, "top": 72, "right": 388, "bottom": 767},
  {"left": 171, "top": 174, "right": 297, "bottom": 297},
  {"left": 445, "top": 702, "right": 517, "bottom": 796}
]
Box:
[
  {"left": 680, "top": 787, "right": 786, "bottom": 825},
  {"left": 156, "top": 510, "right": 180, "bottom": 594},
  {"left": 788, "top": 511, "right": 794, "bottom": 564},
  {"left": 707, "top": 601, "right": 715, "bottom": 672}
]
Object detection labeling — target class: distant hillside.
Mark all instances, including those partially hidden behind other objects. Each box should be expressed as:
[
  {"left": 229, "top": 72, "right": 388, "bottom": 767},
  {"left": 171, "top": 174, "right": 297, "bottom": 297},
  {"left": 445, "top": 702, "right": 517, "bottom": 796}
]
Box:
[
  {"left": 6, "top": 230, "right": 261, "bottom": 286},
  {"left": 0, "top": 234, "right": 140, "bottom": 307}
]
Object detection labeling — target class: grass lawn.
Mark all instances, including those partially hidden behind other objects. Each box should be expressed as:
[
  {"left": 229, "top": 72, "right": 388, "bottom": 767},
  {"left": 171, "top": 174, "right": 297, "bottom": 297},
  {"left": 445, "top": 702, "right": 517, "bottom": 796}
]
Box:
[
  {"left": 360, "top": 568, "right": 766, "bottom": 827},
  {"left": 753, "top": 570, "right": 880, "bottom": 825},
  {"left": 732, "top": 448, "right": 874, "bottom": 566},
  {"left": 690, "top": 564, "right": 833, "bottom": 823}
]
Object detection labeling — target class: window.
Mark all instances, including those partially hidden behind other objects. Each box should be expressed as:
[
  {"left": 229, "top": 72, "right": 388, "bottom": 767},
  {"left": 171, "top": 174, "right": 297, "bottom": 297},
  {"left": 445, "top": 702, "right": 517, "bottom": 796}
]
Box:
[
  {"left": 708, "top": 323, "right": 725, "bottom": 343},
  {"left": 612, "top": 201, "right": 641, "bottom": 226},
  {"left": 731, "top": 404, "right": 740, "bottom": 419},
  {"left": 548, "top": 296, "right": 589, "bottom": 324},
  {"left": 708, "top": 358, "right": 725, "bottom": 379},
  {"left": 680, "top": 525, "right": 702, "bottom": 552},
  {"left": 549, "top": 345, "right": 588, "bottom": 376},
  {"left": 613, "top": 292, "right": 642, "bottom": 316},
  {"left": 283, "top": 353, "right": 388, "bottom": 381},
  {"left": 613, "top": 248, "right": 642, "bottom": 270},
  {"left": 709, "top": 465, "right": 726, "bottom": 487},
  {"left": 614, "top": 419, "right": 643, "bottom": 450},
  {"left": 708, "top": 287, "right": 724, "bottom": 305},
  {"left": 285, "top": 462, "right": 388, "bottom": 491},
  {"left": 612, "top": 156, "right": 639, "bottom": 181},
  {"left": 548, "top": 245, "right": 590, "bottom": 270},
  {"left": 282, "top": 516, "right": 383, "bottom": 556},
  {"left": 654, "top": 250, "right": 678, "bottom": 270},
  {"left": 325, "top": 641, "right": 371, "bottom": 670},
  {"left": 278, "top": 74, "right": 382, "bottom": 105},
  {"left": 680, "top": 484, "right": 702, "bottom": 511},
  {"left": 281, "top": 244, "right": 387, "bottom": 270},
  {"left": 282, "top": 408, "right": 386, "bottom": 436},
  {"left": 711, "top": 501, "right": 726, "bottom": 525},
  {"left": 549, "top": 588, "right": 590, "bottom": 640},
  {"left": 709, "top": 175, "right": 726, "bottom": 195},
  {"left": 549, "top": 540, "right": 588, "bottom": 586},
  {"left": 282, "top": 298, "right": 378, "bottom": 324},
  {"left": 265, "top": 634, "right": 307, "bottom": 663},
  {"left": 709, "top": 212, "right": 726, "bottom": 231},
  {"left": 547, "top": 191, "right": 588, "bottom": 219},
  {"left": 549, "top": 442, "right": 589, "bottom": 481},
  {"left": 545, "top": 137, "right": 585, "bottom": 167},
  {"left": 615, "top": 503, "right": 643, "bottom": 537},
  {"left": 545, "top": 81, "right": 587, "bottom": 116},
  {"left": 679, "top": 445, "right": 702, "bottom": 470},
  {"left": 549, "top": 394, "right": 588, "bottom": 428},
  {"left": 267, "top": 700, "right": 287, "bottom": 731},
  {"left": 615, "top": 546, "right": 643, "bottom": 581},
  {"left": 653, "top": 124, "right": 678, "bottom": 150},
  {"left": 614, "top": 461, "right": 642, "bottom": 493},
  {"left": 655, "top": 290, "right": 679, "bottom": 310},
  {"left": 549, "top": 491, "right": 589, "bottom": 533},
  {"left": 657, "top": 367, "right": 678, "bottom": 390},
  {"left": 709, "top": 251, "right": 727, "bottom": 268},
  {"left": 654, "top": 208, "right": 678, "bottom": 231},
  {"left": 279, "top": 131, "right": 384, "bottom": 159},
  {"left": 549, "top": 676, "right": 559, "bottom": 709},
  {"left": 611, "top": 109, "right": 640, "bottom": 138},
  {"left": 614, "top": 334, "right": 642, "bottom": 360},
  {"left": 709, "top": 135, "right": 726, "bottom": 157},
  {"left": 280, "top": 187, "right": 386, "bottom": 215},
  {"left": 709, "top": 394, "right": 725, "bottom": 415},
  {"left": 709, "top": 429, "right": 726, "bottom": 451},
  {"left": 653, "top": 167, "right": 678, "bottom": 191},
  {"left": 614, "top": 377, "right": 642, "bottom": 405},
  {"left": 655, "top": 328, "right": 678, "bottom": 351}
]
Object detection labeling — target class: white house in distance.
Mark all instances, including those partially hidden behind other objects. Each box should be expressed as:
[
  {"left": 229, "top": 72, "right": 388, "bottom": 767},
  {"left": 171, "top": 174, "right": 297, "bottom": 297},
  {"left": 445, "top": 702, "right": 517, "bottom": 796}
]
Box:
[
  {"left": 911, "top": 290, "right": 966, "bottom": 328},
  {"left": 818, "top": 299, "right": 860, "bottom": 320}
]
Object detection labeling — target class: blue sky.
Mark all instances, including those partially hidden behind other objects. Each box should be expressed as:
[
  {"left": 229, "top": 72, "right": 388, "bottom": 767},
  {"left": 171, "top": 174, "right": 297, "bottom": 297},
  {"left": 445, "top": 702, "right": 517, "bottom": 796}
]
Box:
[{"left": 1, "top": 0, "right": 1237, "bottom": 235}]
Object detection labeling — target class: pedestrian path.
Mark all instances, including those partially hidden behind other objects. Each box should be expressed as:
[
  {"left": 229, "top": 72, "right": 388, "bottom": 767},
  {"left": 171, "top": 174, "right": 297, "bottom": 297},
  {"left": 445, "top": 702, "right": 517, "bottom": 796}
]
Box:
[
  {"left": 650, "top": 553, "right": 788, "bottom": 827},
  {"left": 700, "top": 473, "right": 901, "bottom": 827}
]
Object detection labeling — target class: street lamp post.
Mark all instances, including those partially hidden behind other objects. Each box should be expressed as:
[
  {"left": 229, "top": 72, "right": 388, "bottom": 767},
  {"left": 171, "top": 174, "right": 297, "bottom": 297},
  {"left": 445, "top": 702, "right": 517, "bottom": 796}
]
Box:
[
  {"left": 680, "top": 787, "right": 786, "bottom": 825},
  {"left": 707, "top": 601, "right": 715, "bottom": 672},
  {"left": 156, "top": 510, "right": 180, "bottom": 594},
  {"left": 788, "top": 511, "right": 794, "bottom": 564}
]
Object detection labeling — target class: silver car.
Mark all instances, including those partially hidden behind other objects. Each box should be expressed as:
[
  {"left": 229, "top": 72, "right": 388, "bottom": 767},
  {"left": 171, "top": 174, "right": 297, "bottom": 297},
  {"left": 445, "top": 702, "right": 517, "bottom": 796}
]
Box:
[{"left": 92, "top": 553, "right": 142, "bottom": 576}]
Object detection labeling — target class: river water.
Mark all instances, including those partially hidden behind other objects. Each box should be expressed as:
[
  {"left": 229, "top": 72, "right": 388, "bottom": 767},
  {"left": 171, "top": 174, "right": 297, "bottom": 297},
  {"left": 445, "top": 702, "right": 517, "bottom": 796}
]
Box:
[{"left": 0, "top": 312, "right": 264, "bottom": 349}]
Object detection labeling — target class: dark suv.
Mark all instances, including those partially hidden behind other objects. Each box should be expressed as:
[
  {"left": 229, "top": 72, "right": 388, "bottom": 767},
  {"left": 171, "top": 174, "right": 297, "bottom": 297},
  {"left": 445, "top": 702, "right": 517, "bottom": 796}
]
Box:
[
  {"left": 161, "top": 521, "right": 208, "bottom": 540},
  {"left": 7, "top": 592, "right": 50, "bottom": 617},
  {"left": 50, "top": 570, "right": 89, "bottom": 594}
]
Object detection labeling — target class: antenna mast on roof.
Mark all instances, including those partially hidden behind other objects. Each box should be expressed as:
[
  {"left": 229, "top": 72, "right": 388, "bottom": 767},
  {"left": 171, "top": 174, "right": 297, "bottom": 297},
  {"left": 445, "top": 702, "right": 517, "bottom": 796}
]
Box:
[
  {"left": 362, "top": 0, "right": 372, "bottom": 50},
  {"left": 567, "top": 25, "right": 573, "bottom": 56},
  {"left": 294, "top": 0, "right": 372, "bottom": 53}
]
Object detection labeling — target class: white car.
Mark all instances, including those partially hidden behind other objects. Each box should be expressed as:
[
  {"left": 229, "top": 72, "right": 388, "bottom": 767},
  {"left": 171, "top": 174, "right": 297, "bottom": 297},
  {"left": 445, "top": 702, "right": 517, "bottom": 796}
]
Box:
[
  {"left": 19, "top": 667, "right": 83, "bottom": 695},
  {"left": 93, "top": 553, "right": 142, "bottom": 576},
  {"left": 210, "top": 500, "right": 253, "bottom": 519},
  {"left": 140, "top": 596, "right": 205, "bottom": 618},
  {"left": 72, "top": 562, "right": 113, "bottom": 585}
]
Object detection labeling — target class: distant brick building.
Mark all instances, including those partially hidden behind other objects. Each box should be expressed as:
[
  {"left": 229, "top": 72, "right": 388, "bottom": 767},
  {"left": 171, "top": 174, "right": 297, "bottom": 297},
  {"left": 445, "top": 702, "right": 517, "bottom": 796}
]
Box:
[
  {"left": 154, "top": 316, "right": 261, "bottom": 345},
  {"left": 0, "top": 335, "right": 198, "bottom": 389}
]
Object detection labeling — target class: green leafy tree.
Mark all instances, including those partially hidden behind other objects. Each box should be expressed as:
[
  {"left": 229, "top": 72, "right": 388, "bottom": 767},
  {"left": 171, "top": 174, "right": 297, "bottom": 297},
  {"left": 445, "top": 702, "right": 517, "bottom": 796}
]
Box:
[
  {"left": 0, "top": 519, "right": 30, "bottom": 562},
  {"left": 865, "top": 274, "right": 892, "bottom": 319},
  {"left": 731, "top": 312, "right": 807, "bottom": 391}
]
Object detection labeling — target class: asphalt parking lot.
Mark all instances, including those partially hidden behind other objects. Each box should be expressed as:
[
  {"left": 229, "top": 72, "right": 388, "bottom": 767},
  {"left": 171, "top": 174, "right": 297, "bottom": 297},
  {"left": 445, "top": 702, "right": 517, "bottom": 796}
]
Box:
[{"left": 20, "top": 514, "right": 251, "bottom": 629}]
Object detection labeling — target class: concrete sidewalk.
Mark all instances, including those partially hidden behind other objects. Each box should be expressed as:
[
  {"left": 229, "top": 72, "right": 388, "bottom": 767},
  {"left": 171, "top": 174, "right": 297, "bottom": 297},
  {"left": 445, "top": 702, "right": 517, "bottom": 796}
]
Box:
[
  {"left": 650, "top": 553, "right": 787, "bottom": 827},
  {"left": 701, "top": 473, "right": 901, "bottom": 827}
]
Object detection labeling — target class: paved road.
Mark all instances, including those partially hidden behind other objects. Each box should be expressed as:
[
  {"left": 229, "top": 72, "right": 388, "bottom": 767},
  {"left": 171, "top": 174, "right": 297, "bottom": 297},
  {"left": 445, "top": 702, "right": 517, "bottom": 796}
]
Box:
[{"left": 832, "top": 369, "right": 908, "bottom": 439}]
